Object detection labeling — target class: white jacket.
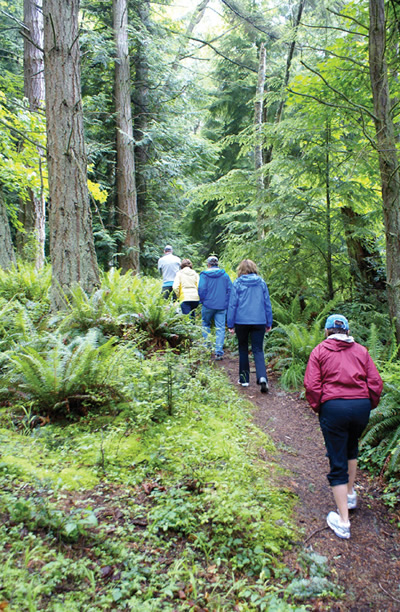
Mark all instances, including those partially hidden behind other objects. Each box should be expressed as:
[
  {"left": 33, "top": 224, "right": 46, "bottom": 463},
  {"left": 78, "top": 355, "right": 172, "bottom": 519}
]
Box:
[{"left": 173, "top": 267, "right": 199, "bottom": 302}]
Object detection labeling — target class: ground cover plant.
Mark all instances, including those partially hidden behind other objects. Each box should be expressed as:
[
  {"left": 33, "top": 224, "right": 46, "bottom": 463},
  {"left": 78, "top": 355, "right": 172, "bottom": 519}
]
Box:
[
  {"left": 0, "top": 361, "right": 302, "bottom": 611},
  {"left": 0, "top": 267, "right": 319, "bottom": 611}
]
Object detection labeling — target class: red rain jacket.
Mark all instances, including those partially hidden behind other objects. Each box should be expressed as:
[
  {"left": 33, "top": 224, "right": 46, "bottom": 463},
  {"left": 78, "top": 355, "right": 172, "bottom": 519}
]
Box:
[{"left": 304, "top": 337, "right": 383, "bottom": 414}]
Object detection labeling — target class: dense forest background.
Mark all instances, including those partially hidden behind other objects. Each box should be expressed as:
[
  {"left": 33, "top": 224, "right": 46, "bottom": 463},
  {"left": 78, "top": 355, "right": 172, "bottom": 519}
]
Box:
[
  {"left": 0, "top": 0, "right": 400, "bottom": 609},
  {"left": 1, "top": 0, "right": 399, "bottom": 305}
]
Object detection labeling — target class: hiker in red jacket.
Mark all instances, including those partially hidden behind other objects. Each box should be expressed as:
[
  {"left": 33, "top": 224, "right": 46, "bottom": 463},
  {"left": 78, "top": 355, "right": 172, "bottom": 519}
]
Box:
[{"left": 304, "top": 314, "right": 383, "bottom": 540}]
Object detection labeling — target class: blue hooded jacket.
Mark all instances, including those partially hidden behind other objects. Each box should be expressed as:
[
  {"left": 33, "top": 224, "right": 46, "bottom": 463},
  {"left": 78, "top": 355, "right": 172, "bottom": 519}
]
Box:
[
  {"left": 198, "top": 267, "right": 232, "bottom": 310},
  {"left": 227, "top": 274, "right": 273, "bottom": 328}
]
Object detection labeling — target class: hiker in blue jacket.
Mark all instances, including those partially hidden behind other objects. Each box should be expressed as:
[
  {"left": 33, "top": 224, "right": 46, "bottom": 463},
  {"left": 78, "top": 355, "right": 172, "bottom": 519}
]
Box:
[
  {"left": 198, "top": 256, "right": 232, "bottom": 360},
  {"left": 227, "top": 259, "right": 272, "bottom": 392}
]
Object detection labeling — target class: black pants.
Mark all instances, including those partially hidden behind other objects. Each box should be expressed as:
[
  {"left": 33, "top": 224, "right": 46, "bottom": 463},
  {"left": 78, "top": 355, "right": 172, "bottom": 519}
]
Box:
[
  {"left": 319, "top": 398, "right": 371, "bottom": 486},
  {"left": 162, "top": 286, "right": 174, "bottom": 299},
  {"left": 181, "top": 300, "right": 199, "bottom": 320},
  {"left": 235, "top": 324, "right": 267, "bottom": 384}
]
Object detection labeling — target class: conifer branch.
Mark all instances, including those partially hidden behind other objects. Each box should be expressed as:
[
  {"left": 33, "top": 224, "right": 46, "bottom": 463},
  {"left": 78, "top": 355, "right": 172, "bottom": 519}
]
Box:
[{"left": 299, "top": 60, "right": 377, "bottom": 120}]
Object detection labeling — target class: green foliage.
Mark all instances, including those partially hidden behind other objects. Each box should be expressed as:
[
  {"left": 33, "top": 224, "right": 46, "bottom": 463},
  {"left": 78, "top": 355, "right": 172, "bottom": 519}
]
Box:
[
  {"left": 54, "top": 270, "right": 200, "bottom": 350},
  {"left": 0, "top": 263, "right": 51, "bottom": 303},
  {"left": 360, "top": 373, "right": 400, "bottom": 477},
  {"left": 266, "top": 319, "right": 323, "bottom": 390},
  {"left": 284, "top": 548, "right": 342, "bottom": 601},
  {"left": 0, "top": 329, "right": 135, "bottom": 417},
  {"left": 7, "top": 494, "right": 98, "bottom": 543},
  {"left": 0, "top": 356, "right": 299, "bottom": 611}
]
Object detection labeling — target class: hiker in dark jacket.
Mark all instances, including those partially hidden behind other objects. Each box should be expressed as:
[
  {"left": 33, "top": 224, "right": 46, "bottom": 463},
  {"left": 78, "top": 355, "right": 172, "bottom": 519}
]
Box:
[
  {"left": 304, "top": 314, "right": 383, "bottom": 540},
  {"left": 198, "top": 256, "right": 232, "bottom": 360},
  {"left": 227, "top": 259, "right": 272, "bottom": 393}
]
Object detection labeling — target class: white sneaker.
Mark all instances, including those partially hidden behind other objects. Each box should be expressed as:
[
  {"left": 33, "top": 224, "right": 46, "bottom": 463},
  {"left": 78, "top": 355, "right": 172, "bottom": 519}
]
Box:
[
  {"left": 326, "top": 511, "right": 350, "bottom": 539},
  {"left": 347, "top": 490, "right": 357, "bottom": 509},
  {"left": 237, "top": 380, "right": 249, "bottom": 387}
]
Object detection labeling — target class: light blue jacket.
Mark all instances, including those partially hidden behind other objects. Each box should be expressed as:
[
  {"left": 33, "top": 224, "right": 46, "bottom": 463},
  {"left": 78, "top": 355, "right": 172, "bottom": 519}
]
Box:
[{"left": 227, "top": 274, "right": 272, "bottom": 328}]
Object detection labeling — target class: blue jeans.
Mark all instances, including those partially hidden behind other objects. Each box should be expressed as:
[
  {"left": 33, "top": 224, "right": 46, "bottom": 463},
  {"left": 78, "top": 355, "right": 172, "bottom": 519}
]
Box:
[
  {"left": 235, "top": 324, "right": 267, "bottom": 384},
  {"left": 201, "top": 307, "right": 226, "bottom": 356}
]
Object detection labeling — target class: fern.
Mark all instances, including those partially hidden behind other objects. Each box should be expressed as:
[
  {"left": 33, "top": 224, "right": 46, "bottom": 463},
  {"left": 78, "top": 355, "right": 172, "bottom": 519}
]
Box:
[
  {"left": 361, "top": 382, "right": 400, "bottom": 475},
  {"left": 0, "top": 330, "right": 137, "bottom": 417},
  {"left": 0, "top": 263, "right": 51, "bottom": 303},
  {"left": 366, "top": 323, "right": 383, "bottom": 363}
]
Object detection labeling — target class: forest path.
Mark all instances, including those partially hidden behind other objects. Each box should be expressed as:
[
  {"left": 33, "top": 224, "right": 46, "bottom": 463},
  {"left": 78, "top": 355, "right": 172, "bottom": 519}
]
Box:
[{"left": 217, "top": 355, "right": 400, "bottom": 611}]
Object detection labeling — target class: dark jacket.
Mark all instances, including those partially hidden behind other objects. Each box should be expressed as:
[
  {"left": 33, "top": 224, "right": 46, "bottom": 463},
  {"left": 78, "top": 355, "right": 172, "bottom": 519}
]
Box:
[
  {"left": 226, "top": 274, "right": 273, "bottom": 328},
  {"left": 304, "top": 336, "right": 383, "bottom": 413},
  {"left": 198, "top": 268, "right": 232, "bottom": 310}
]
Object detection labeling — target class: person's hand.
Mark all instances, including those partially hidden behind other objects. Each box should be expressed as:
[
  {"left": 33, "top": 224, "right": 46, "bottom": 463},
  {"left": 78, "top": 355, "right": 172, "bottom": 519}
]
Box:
[
  {"left": 228, "top": 328, "right": 235, "bottom": 333},
  {"left": 265, "top": 326, "right": 272, "bottom": 332}
]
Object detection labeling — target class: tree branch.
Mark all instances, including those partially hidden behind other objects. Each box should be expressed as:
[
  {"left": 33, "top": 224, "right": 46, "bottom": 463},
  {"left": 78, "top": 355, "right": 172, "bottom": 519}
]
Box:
[
  {"left": 165, "top": 28, "right": 258, "bottom": 73},
  {"left": 326, "top": 7, "right": 368, "bottom": 31},
  {"left": 220, "top": 0, "right": 278, "bottom": 39},
  {"left": 287, "top": 87, "right": 374, "bottom": 121},
  {"left": 299, "top": 45, "right": 368, "bottom": 69},
  {"left": 300, "top": 21, "right": 368, "bottom": 37},
  {"left": 0, "top": 117, "right": 44, "bottom": 149},
  {"left": 300, "top": 60, "right": 376, "bottom": 120}
]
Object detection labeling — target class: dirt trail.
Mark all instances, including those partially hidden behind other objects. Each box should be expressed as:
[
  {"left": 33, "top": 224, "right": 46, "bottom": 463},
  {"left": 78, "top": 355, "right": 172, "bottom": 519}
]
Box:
[{"left": 218, "top": 356, "right": 400, "bottom": 612}]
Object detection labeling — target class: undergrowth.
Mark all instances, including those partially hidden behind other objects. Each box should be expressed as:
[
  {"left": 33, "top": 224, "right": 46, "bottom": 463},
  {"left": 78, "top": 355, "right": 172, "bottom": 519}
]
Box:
[{"left": 0, "top": 362, "right": 313, "bottom": 611}]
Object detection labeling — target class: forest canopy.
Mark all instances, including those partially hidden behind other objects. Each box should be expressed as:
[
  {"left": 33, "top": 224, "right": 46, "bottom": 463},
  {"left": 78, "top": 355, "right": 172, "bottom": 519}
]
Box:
[{"left": 0, "top": 1, "right": 399, "bottom": 609}]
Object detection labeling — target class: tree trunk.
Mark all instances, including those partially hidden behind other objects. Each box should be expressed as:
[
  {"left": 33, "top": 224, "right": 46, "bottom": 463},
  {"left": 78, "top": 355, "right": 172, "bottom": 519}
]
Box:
[
  {"left": 369, "top": 0, "right": 400, "bottom": 342},
  {"left": 113, "top": 0, "right": 140, "bottom": 272},
  {"left": 20, "top": 0, "right": 46, "bottom": 269},
  {"left": 275, "top": 0, "right": 306, "bottom": 125},
  {"left": 133, "top": 0, "right": 151, "bottom": 229},
  {"left": 254, "top": 42, "right": 266, "bottom": 188},
  {"left": 0, "top": 187, "right": 17, "bottom": 271},
  {"left": 43, "top": 0, "right": 100, "bottom": 310},
  {"left": 325, "top": 123, "right": 334, "bottom": 300},
  {"left": 341, "top": 206, "right": 385, "bottom": 292},
  {"left": 170, "top": 0, "right": 210, "bottom": 72}
]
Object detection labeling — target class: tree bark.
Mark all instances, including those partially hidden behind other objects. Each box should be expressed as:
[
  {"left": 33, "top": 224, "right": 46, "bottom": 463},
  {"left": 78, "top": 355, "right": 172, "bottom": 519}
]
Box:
[
  {"left": 254, "top": 42, "right": 266, "bottom": 189},
  {"left": 325, "top": 123, "right": 334, "bottom": 300},
  {"left": 133, "top": 0, "right": 151, "bottom": 228},
  {"left": 369, "top": 0, "right": 400, "bottom": 342},
  {"left": 20, "top": 0, "right": 46, "bottom": 269},
  {"left": 113, "top": 0, "right": 140, "bottom": 272},
  {"left": 0, "top": 187, "right": 17, "bottom": 271},
  {"left": 43, "top": 0, "right": 100, "bottom": 310},
  {"left": 341, "top": 206, "right": 385, "bottom": 292}
]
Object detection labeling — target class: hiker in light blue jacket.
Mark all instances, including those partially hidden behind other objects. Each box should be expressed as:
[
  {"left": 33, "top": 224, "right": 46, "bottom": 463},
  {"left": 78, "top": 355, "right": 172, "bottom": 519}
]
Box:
[{"left": 227, "top": 259, "right": 272, "bottom": 392}]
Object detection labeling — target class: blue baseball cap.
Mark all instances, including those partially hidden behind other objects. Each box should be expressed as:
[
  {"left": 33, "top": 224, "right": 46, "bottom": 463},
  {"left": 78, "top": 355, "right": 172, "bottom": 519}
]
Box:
[{"left": 325, "top": 314, "right": 349, "bottom": 331}]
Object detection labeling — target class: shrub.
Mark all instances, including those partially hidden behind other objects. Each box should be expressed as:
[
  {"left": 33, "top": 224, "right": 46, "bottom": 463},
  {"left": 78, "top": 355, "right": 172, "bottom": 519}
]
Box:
[
  {"left": 0, "top": 329, "right": 137, "bottom": 418},
  {"left": 55, "top": 271, "right": 200, "bottom": 351},
  {"left": 0, "top": 262, "right": 51, "bottom": 303},
  {"left": 361, "top": 377, "right": 400, "bottom": 476}
]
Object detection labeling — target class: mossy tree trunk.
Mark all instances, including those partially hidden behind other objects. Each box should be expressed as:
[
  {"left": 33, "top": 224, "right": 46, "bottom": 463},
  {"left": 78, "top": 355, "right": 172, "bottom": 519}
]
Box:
[
  {"left": 369, "top": 0, "right": 400, "bottom": 342},
  {"left": 43, "top": 0, "right": 99, "bottom": 310},
  {"left": 0, "top": 187, "right": 16, "bottom": 271},
  {"left": 21, "top": 0, "right": 46, "bottom": 270},
  {"left": 113, "top": 0, "right": 140, "bottom": 272}
]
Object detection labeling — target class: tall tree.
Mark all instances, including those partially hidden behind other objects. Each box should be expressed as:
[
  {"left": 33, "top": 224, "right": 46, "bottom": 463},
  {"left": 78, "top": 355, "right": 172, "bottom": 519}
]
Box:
[
  {"left": 21, "top": 0, "right": 46, "bottom": 269},
  {"left": 43, "top": 0, "right": 99, "bottom": 309},
  {"left": 369, "top": 0, "right": 400, "bottom": 342},
  {"left": 133, "top": 0, "right": 151, "bottom": 233},
  {"left": 113, "top": 0, "right": 140, "bottom": 272},
  {"left": 0, "top": 187, "right": 17, "bottom": 270}
]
